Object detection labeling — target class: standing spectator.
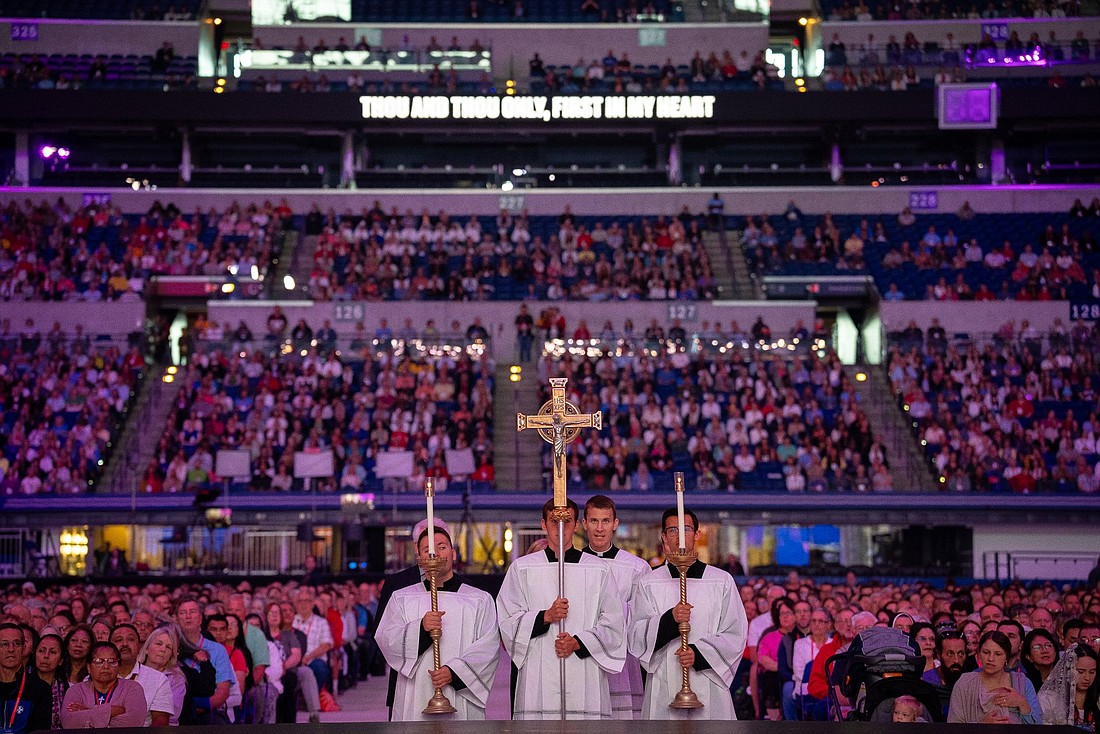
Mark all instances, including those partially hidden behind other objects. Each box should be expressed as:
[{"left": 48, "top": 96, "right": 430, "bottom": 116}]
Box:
[
  {"left": 707, "top": 193, "right": 724, "bottom": 231},
  {"left": 152, "top": 42, "right": 175, "bottom": 74},
  {"left": 515, "top": 304, "right": 534, "bottom": 362}
]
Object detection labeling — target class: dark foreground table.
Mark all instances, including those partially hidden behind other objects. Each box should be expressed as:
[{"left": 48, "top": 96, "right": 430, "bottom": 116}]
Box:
[{"left": 97, "top": 722, "right": 1083, "bottom": 734}]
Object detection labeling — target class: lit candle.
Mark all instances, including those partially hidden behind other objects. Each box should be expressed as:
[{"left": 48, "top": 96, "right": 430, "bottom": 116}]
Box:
[
  {"left": 425, "top": 477, "right": 436, "bottom": 556},
  {"left": 675, "top": 472, "right": 686, "bottom": 550}
]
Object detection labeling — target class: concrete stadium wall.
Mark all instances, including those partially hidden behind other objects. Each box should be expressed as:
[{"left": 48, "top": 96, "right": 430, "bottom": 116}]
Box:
[
  {"left": 251, "top": 22, "right": 771, "bottom": 71},
  {"left": 879, "top": 301, "right": 1070, "bottom": 335},
  {"left": 0, "top": 301, "right": 145, "bottom": 334},
  {"left": 0, "top": 19, "right": 200, "bottom": 56},
  {"left": 972, "top": 524, "right": 1099, "bottom": 581},
  {"left": 4, "top": 185, "right": 1099, "bottom": 217}
]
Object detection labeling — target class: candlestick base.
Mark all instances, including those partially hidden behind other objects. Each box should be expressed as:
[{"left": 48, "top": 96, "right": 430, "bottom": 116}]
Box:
[
  {"left": 670, "top": 686, "right": 704, "bottom": 710},
  {"left": 422, "top": 689, "right": 458, "bottom": 716},
  {"left": 665, "top": 548, "right": 703, "bottom": 711}
]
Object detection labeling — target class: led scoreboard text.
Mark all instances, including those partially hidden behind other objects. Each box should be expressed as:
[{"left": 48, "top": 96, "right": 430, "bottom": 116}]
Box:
[{"left": 359, "top": 94, "right": 716, "bottom": 122}]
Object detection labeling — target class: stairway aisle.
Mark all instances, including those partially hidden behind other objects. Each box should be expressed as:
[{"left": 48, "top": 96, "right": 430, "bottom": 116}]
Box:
[
  {"left": 101, "top": 373, "right": 176, "bottom": 494},
  {"left": 492, "top": 364, "right": 546, "bottom": 492},
  {"left": 852, "top": 365, "right": 939, "bottom": 492}
]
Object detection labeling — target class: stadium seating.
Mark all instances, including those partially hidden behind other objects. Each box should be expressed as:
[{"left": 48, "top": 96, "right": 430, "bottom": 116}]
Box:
[
  {"left": 0, "top": 200, "right": 290, "bottom": 301},
  {"left": 0, "top": 332, "right": 144, "bottom": 494},
  {"left": 151, "top": 336, "right": 496, "bottom": 493},
  {"left": 303, "top": 210, "right": 718, "bottom": 301},
  {"left": 742, "top": 210, "right": 1100, "bottom": 301},
  {"left": 534, "top": 331, "right": 890, "bottom": 493},
  {"left": 886, "top": 324, "right": 1100, "bottom": 493}
]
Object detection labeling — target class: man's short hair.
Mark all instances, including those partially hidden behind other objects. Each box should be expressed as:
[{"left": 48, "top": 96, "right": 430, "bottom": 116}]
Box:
[
  {"left": 416, "top": 527, "right": 452, "bottom": 546},
  {"left": 584, "top": 495, "right": 617, "bottom": 519},
  {"left": 997, "top": 619, "right": 1025, "bottom": 638},
  {"left": 661, "top": 507, "right": 699, "bottom": 531},
  {"left": 174, "top": 597, "right": 202, "bottom": 617},
  {"left": 949, "top": 598, "right": 972, "bottom": 614},
  {"left": 541, "top": 498, "right": 579, "bottom": 522},
  {"left": 110, "top": 623, "right": 139, "bottom": 639},
  {"left": 1062, "top": 618, "right": 1085, "bottom": 636}
]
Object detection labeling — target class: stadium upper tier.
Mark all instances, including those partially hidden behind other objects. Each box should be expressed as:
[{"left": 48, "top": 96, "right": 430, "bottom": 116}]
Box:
[
  {"left": 743, "top": 209, "right": 1100, "bottom": 302},
  {"left": 301, "top": 208, "right": 717, "bottom": 301},
  {"left": 0, "top": 200, "right": 289, "bottom": 301},
  {"left": 0, "top": 0, "right": 680, "bottom": 22}
]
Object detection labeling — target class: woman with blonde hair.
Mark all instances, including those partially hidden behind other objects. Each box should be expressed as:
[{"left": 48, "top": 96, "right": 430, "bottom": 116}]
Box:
[{"left": 138, "top": 626, "right": 186, "bottom": 725}]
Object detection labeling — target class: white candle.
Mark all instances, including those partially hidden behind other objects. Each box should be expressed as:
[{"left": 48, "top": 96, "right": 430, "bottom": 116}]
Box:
[
  {"left": 675, "top": 472, "right": 686, "bottom": 550},
  {"left": 425, "top": 477, "right": 436, "bottom": 556}
]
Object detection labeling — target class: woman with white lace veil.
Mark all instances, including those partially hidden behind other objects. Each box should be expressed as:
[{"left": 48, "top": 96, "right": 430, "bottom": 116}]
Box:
[{"left": 1038, "top": 643, "right": 1098, "bottom": 730}]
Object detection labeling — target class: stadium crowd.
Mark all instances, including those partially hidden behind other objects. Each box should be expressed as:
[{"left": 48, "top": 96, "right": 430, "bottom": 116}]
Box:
[
  {"left": 887, "top": 320, "right": 1100, "bottom": 494},
  {"left": 531, "top": 316, "right": 890, "bottom": 493},
  {"left": 0, "top": 200, "right": 290, "bottom": 302},
  {"left": 529, "top": 48, "right": 780, "bottom": 93},
  {"left": 148, "top": 317, "right": 496, "bottom": 494},
  {"left": 302, "top": 204, "right": 718, "bottom": 302},
  {"left": 0, "top": 323, "right": 144, "bottom": 495},
  {"left": 0, "top": 560, "right": 1097, "bottom": 727},
  {"left": 744, "top": 204, "right": 1100, "bottom": 302},
  {"left": 821, "top": 0, "right": 1085, "bottom": 21}
]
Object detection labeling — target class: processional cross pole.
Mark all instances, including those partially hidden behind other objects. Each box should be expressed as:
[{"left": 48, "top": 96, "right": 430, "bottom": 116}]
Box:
[{"left": 516, "top": 376, "right": 603, "bottom": 719}]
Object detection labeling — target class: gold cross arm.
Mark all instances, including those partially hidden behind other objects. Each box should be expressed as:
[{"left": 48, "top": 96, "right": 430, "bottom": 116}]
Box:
[{"left": 516, "top": 377, "right": 603, "bottom": 506}]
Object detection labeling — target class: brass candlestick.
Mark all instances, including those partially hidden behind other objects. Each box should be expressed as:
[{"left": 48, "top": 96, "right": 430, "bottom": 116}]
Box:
[
  {"left": 418, "top": 555, "right": 457, "bottom": 715},
  {"left": 666, "top": 549, "right": 703, "bottom": 710}
]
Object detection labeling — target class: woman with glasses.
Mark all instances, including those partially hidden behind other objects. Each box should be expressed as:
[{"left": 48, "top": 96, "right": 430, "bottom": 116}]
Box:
[
  {"left": 1022, "top": 629, "right": 1061, "bottom": 692},
  {"left": 948, "top": 631, "right": 1043, "bottom": 724},
  {"left": 960, "top": 620, "right": 982, "bottom": 659},
  {"left": 32, "top": 634, "right": 67, "bottom": 730},
  {"left": 60, "top": 641, "right": 148, "bottom": 728},
  {"left": 62, "top": 626, "right": 93, "bottom": 686}
]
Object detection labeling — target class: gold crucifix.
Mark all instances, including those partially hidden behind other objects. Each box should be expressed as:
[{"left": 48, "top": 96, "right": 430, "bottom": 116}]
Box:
[{"left": 517, "top": 377, "right": 603, "bottom": 506}]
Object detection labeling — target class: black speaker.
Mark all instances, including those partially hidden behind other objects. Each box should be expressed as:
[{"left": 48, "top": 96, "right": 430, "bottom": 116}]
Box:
[
  {"left": 343, "top": 523, "right": 364, "bottom": 542},
  {"left": 297, "top": 523, "right": 318, "bottom": 542},
  {"left": 364, "top": 526, "right": 385, "bottom": 573}
]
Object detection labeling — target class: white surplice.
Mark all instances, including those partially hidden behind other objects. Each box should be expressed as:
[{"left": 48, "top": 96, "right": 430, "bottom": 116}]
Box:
[
  {"left": 629, "top": 561, "right": 747, "bottom": 720},
  {"left": 497, "top": 547, "right": 626, "bottom": 720},
  {"left": 583, "top": 545, "right": 652, "bottom": 719},
  {"left": 377, "top": 575, "right": 500, "bottom": 721}
]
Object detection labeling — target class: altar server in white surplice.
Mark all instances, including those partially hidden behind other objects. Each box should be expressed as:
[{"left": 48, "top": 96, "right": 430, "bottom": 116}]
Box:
[
  {"left": 497, "top": 498, "right": 627, "bottom": 720},
  {"left": 629, "top": 507, "right": 748, "bottom": 720},
  {"left": 377, "top": 524, "right": 500, "bottom": 721},
  {"left": 581, "top": 494, "right": 651, "bottom": 719}
]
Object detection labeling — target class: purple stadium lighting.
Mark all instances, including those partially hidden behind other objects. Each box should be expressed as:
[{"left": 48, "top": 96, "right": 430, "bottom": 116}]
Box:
[
  {"left": 39, "top": 145, "right": 57, "bottom": 159},
  {"left": 57, "top": 147, "right": 71, "bottom": 159}
]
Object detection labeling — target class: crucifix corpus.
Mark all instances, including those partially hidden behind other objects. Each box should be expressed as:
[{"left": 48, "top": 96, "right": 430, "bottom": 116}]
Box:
[{"left": 516, "top": 376, "right": 603, "bottom": 719}]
